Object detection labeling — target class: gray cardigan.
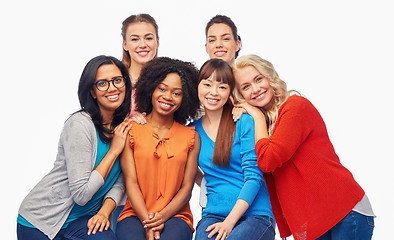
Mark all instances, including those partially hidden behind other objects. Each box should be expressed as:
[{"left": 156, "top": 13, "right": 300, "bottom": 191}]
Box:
[{"left": 18, "top": 111, "right": 125, "bottom": 239}]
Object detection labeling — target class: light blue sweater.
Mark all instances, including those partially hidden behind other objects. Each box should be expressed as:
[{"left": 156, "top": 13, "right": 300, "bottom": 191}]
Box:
[
  {"left": 191, "top": 114, "right": 274, "bottom": 219},
  {"left": 18, "top": 111, "right": 125, "bottom": 239}
]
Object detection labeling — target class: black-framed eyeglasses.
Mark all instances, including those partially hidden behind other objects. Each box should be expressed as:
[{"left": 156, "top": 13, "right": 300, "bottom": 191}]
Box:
[{"left": 92, "top": 76, "right": 125, "bottom": 91}]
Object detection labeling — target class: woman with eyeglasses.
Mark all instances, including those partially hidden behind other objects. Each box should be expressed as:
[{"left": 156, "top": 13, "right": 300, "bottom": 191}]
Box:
[{"left": 17, "top": 55, "right": 132, "bottom": 240}]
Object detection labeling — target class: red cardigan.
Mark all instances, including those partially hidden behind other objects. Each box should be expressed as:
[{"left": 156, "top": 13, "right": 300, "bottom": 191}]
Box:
[{"left": 255, "top": 95, "right": 364, "bottom": 240}]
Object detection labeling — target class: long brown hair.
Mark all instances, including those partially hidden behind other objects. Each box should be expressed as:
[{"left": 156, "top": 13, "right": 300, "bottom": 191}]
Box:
[
  {"left": 121, "top": 13, "right": 159, "bottom": 69},
  {"left": 199, "top": 59, "right": 236, "bottom": 166}
]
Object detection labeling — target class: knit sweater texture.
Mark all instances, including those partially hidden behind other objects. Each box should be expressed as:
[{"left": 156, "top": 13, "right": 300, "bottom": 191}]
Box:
[
  {"left": 255, "top": 95, "right": 364, "bottom": 240},
  {"left": 18, "top": 111, "right": 125, "bottom": 239}
]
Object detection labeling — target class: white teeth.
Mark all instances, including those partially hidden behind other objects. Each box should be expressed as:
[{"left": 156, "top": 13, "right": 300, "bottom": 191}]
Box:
[
  {"left": 207, "top": 98, "right": 219, "bottom": 104},
  {"left": 107, "top": 95, "right": 118, "bottom": 100},
  {"left": 160, "top": 102, "right": 172, "bottom": 107}
]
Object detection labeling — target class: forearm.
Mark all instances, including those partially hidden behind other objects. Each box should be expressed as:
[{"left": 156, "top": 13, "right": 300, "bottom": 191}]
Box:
[
  {"left": 97, "top": 198, "right": 117, "bottom": 218},
  {"left": 127, "top": 182, "right": 150, "bottom": 222},
  {"left": 195, "top": 168, "right": 204, "bottom": 187},
  {"left": 159, "top": 185, "right": 193, "bottom": 222},
  {"left": 248, "top": 109, "right": 269, "bottom": 142},
  {"left": 95, "top": 150, "right": 119, "bottom": 180},
  {"left": 224, "top": 199, "right": 249, "bottom": 227}
]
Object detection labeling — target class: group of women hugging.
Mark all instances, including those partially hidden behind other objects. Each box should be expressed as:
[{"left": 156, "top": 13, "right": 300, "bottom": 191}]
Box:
[{"left": 17, "top": 13, "right": 375, "bottom": 240}]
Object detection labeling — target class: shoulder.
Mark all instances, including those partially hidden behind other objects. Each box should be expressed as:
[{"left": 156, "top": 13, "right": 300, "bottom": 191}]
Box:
[
  {"left": 173, "top": 121, "right": 196, "bottom": 138},
  {"left": 280, "top": 95, "right": 316, "bottom": 115},
  {"left": 239, "top": 113, "right": 254, "bottom": 124},
  {"left": 64, "top": 111, "right": 94, "bottom": 132},
  {"left": 187, "top": 117, "right": 202, "bottom": 131}
]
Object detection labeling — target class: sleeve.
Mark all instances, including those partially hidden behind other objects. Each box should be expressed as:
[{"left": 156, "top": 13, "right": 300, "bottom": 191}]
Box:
[
  {"left": 187, "top": 126, "right": 196, "bottom": 152},
  {"left": 63, "top": 115, "right": 104, "bottom": 206},
  {"left": 129, "top": 125, "right": 135, "bottom": 150},
  {"left": 255, "top": 97, "right": 314, "bottom": 172},
  {"left": 237, "top": 114, "right": 264, "bottom": 205},
  {"left": 104, "top": 173, "right": 126, "bottom": 206}
]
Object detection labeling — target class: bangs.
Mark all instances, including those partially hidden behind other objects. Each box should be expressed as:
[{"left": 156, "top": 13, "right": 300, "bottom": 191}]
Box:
[{"left": 198, "top": 59, "right": 235, "bottom": 89}]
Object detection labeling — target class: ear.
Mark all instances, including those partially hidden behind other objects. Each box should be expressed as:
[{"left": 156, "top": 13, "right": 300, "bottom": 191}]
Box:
[
  {"left": 90, "top": 89, "right": 97, "bottom": 99},
  {"left": 123, "top": 41, "right": 128, "bottom": 52},
  {"left": 235, "top": 39, "right": 241, "bottom": 52},
  {"left": 205, "top": 43, "right": 209, "bottom": 54}
]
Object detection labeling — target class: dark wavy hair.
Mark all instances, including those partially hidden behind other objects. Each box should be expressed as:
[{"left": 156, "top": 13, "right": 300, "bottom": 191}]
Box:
[
  {"left": 205, "top": 15, "right": 242, "bottom": 58},
  {"left": 77, "top": 55, "right": 132, "bottom": 142},
  {"left": 135, "top": 57, "right": 199, "bottom": 125},
  {"left": 198, "top": 59, "right": 236, "bottom": 166}
]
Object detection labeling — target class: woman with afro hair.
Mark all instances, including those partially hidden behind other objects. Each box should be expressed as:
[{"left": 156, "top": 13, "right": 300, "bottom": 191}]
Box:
[{"left": 116, "top": 57, "right": 201, "bottom": 240}]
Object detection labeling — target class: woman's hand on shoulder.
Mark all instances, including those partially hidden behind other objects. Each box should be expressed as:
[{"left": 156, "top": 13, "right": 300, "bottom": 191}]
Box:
[
  {"left": 231, "top": 96, "right": 264, "bottom": 121},
  {"left": 129, "top": 112, "right": 147, "bottom": 124},
  {"left": 110, "top": 120, "right": 132, "bottom": 155}
]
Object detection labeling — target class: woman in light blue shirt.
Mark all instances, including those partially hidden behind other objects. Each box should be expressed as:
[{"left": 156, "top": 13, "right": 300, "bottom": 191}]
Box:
[
  {"left": 190, "top": 59, "right": 275, "bottom": 240},
  {"left": 17, "top": 55, "right": 132, "bottom": 240}
]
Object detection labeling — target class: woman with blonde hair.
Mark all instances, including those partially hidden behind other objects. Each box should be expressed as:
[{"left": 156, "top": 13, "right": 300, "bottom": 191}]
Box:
[{"left": 232, "top": 54, "right": 375, "bottom": 240}]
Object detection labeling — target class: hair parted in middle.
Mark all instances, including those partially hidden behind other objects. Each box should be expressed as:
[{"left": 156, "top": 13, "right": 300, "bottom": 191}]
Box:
[
  {"left": 135, "top": 57, "right": 200, "bottom": 125},
  {"left": 77, "top": 55, "right": 132, "bottom": 142},
  {"left": 205, "top": 15, "right": 242, "bottom": 58}
]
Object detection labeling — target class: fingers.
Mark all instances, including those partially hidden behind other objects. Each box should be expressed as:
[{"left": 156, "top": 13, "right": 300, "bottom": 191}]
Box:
[
  {"left": 154, "top": 230, "right": 160, "bottom": 239},
  {"left": 206, "top": 223, "right": 230, "bottom": 240},
  {"left": 87, "top": 216, "right": 109, "bottom": 235},
  {"left": 129, "top": 112, "right": 147, "bottom": 124}
]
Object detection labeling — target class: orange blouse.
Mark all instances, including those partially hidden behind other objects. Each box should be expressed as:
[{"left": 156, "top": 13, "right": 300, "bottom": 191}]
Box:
[{"left": 117, "top": 121, "right": 195, "bottom": 231}]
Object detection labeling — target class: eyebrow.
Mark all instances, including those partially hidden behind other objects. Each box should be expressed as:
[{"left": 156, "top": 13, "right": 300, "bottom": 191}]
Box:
[
  {"left": 208, "top": 33, "right": 232, "bottom": 38},
  {"left": 159, "top": 82, "right": 182, "bottom": 91},
  {"left": 129, "top": 33, "right": 155, "bottom": 38}
]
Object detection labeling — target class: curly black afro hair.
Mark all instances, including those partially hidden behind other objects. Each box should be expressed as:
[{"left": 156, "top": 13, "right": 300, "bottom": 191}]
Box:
[{"left": 135, "top": 57, "right": 199, "bottom": 125}]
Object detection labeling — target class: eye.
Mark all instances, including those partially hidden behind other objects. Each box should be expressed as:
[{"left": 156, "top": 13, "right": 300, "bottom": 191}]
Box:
[
  {"left": 241, "top": 84, "right": 250, "bottom": 91},
  {"left": 203, "top": 83, "right": 211, "bottom": 87},
  {"left": 173, "top": 91, "right": 182, "bottom": 97},
  {"left": 256, "top": 77, "right": 264, "bottom": 83},
  {"left": 146, "top": 37, "right": 154, "bottom": 41},
  {"left": 113, "top": 77, "right": 124, "bottom": 84},
  {"left": 96, "top": 80, "right": 108, "bottom": 88},
  {"left": 131, "top": 37, "right": 139, "bottom": 42},
  {"left": 219, "top": 85, "right": 228, "bottom": 90}
]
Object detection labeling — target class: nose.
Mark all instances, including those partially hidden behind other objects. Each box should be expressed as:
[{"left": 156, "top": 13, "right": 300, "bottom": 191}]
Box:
[
  {"left": 107, "top": 80, "right": 117, "bottom": 91},
  {"left": 210, "top": 86, "right": 219, "bottom": 95},
  {"left": 162, "top": 90, "right": 172, "bottom": 100},
  {"left": 251, "top": 83, "right": 260, "bottom": 93},
  {"left": 215, "top": 39, "right": 223, "bottom": 48},
  {"left": 139, "top": 39, "right": 147, "bottom": 48}
]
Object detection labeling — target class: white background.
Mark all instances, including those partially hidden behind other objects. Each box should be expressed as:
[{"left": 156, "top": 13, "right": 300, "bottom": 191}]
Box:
[{"left": 1, "top": 0, "right": 393, "bottom": 239}]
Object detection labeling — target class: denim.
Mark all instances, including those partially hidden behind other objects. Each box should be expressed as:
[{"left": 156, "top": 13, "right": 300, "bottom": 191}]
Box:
[
  {"left": 17, "top": 215, "right": 116, "bottom": 240},
  {"left": 316, "top": 211, "right": 374, "bottom": 240},
  {"left": 195, "top": 214, "right": 275, "bottom": 240},
  {"left": 116, "top": 216, "right": 193, "bottom": 240}
]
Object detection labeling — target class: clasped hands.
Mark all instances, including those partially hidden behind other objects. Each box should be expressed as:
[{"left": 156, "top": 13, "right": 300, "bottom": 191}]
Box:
[{"left": 143, "top": 212, "right": 165, "bottom": 240}]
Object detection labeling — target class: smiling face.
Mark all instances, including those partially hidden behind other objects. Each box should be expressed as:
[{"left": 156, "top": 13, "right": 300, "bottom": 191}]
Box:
[
  {"left": 151, "top": 73, "right": 183, "bottom": 118},
  {"left": 123, "top": 22, "right": 159, "bottom": 67},
  {"left": 234, "top": 65, "right": 274, "bottom": 110},
  {"left": 205, "top": 23, "right": 240, "bottom": 65},
  {"left": 198, "top": 71, "right": 231, "bottom": 113},
  {"left": 90, "top": 64, "right": 126, "bottom": 121}
]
